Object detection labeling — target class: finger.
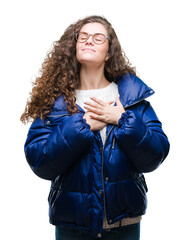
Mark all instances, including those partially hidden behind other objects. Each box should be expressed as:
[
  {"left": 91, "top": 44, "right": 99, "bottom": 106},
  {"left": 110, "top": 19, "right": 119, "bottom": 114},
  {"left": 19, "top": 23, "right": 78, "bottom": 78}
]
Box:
[
  {"left": 90, "top": 97, "right": 106, "bottom": 106},
  {"left": 89, "top": 113, "right": 105, "bottom": 122},
  {"left": 108, "top": 101, "right": 114, "bottom": 105},
  {"left": 116, "top": 95, "right": 122, "bottom": 106},
  {"left": 84, "top": 101, "right": 103, "bottom": 110},
  {"left": 84, "top": 105, "right": 103, "bottom": 115}
]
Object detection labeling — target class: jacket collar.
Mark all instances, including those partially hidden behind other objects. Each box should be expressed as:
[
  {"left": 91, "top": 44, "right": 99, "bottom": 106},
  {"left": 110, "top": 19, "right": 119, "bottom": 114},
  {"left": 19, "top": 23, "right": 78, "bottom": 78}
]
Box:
[
  {"left": 51, "top": 73, "right": 154, "bottom": 113},
  {"left": 117, "top": 73, "right": 154, "bottom": 108}
]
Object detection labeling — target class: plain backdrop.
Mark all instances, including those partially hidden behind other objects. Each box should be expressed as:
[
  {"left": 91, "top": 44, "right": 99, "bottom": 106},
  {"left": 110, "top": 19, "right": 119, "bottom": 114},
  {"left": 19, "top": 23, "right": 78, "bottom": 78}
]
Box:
[{"left": 1, "top": 0, "right": 189, "bottom": 239}]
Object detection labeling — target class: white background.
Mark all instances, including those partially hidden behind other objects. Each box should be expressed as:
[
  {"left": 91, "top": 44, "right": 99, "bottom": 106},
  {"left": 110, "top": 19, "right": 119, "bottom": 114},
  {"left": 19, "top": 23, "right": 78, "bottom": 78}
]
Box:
[{"left": 1, "top": 0, "right": 189, "bottom": 239}]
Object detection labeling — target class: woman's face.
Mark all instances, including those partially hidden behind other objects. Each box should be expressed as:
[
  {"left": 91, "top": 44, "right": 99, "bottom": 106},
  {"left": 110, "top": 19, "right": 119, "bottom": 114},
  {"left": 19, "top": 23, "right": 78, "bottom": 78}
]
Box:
[{"left": 76, "top": 22, "right": 109, "bottom": 67}]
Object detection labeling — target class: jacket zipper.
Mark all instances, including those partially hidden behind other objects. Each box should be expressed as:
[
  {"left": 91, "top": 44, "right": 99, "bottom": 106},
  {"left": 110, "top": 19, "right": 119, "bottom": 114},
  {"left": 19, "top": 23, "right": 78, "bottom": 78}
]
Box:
[
  {"left": 100, "top": 91, "right": 154, "bottom": 227},
  {"left": 101, "top": 125, "right": 115, "bottom": 228}
]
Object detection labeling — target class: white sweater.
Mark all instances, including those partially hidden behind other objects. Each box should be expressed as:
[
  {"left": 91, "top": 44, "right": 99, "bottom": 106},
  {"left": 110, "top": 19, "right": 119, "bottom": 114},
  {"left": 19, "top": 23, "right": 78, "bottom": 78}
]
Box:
[
  {"left": 75, "top": 82, "right": 142, "bottom": 230},
  {"left": 75, "top": 81, "right": 119, "bottom": 146}
]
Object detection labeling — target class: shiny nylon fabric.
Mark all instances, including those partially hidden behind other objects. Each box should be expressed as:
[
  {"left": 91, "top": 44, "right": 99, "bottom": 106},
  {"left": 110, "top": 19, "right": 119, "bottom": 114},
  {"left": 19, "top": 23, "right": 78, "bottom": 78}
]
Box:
[{"left": 24, "top": 73, "right": 170, "bottom": 239}]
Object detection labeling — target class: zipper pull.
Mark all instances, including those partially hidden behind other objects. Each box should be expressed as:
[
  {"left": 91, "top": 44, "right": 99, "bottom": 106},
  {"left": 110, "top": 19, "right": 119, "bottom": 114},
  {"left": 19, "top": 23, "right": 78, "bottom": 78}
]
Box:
[{"left": 112, "top": 137, "right": 115, "bottom": 149}]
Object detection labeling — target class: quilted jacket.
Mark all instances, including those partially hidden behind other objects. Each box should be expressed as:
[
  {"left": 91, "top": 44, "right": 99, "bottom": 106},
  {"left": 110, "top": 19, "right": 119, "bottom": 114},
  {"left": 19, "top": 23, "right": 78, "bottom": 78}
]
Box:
[{"left": 24, "top": 73, "right": 170, "bottom": 239}]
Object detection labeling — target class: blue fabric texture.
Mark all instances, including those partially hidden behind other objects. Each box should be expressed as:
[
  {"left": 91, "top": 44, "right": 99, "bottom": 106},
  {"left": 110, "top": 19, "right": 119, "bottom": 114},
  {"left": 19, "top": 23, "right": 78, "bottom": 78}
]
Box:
[{"left": 24, "top": 73, "right": 170, "bottom": 239}]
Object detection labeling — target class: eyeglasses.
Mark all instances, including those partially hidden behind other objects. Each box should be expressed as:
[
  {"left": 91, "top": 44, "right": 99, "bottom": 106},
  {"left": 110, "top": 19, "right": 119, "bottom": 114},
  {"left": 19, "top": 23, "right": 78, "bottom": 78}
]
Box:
[{"left": 75, "top": 32, "right": 109, "bottom": 45}]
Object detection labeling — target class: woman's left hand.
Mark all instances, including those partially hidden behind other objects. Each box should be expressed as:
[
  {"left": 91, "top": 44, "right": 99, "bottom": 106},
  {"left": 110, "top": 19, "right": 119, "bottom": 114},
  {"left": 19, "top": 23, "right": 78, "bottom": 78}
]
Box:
[{"left": 84, "top": 95, "right": 125, "bottom": 126}]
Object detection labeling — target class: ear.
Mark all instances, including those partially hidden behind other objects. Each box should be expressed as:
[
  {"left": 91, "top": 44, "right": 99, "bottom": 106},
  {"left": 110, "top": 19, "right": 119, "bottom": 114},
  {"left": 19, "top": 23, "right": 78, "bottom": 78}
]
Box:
[{"left": 105, "top": 52, "right": 109, "bottom": 61}]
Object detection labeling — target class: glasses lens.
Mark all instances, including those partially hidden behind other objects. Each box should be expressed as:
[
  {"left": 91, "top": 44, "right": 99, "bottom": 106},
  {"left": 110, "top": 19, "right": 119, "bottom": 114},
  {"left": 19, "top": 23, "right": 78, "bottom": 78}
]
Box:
[
  {"left": 77, "top": 32, "right": 88, "bottom": 42},
  {"left": 94, "top": 34, "right": 106, "bottom": 44}
]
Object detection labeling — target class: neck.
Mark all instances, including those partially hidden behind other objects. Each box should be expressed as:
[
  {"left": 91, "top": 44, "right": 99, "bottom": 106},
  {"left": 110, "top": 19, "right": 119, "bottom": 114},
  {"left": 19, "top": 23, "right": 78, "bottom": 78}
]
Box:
[{"left": 78, "top": 65, "right": 110, "bottom": 90}]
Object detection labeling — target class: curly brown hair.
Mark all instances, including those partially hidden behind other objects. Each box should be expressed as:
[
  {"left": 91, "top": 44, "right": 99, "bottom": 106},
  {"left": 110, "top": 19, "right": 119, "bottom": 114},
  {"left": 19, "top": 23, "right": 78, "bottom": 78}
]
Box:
[{"left": 20, "top": 15, "right": 136, "bottom": 124}]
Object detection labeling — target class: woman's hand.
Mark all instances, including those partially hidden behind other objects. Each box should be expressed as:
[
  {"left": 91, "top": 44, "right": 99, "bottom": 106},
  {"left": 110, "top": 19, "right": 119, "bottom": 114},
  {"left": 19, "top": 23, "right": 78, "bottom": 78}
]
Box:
[
  {"left": 83, "top": 111, "right": 107, "bottom": 131},
  {"left": 84, "top": 95, "right": 125, "bottom": 126}
]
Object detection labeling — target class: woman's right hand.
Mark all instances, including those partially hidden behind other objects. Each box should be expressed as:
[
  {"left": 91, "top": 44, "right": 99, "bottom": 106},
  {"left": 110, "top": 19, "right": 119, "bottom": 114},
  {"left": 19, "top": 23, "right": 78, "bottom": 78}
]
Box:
[{"left": 83, "top": 111, "right": 107, "bottom": 131}]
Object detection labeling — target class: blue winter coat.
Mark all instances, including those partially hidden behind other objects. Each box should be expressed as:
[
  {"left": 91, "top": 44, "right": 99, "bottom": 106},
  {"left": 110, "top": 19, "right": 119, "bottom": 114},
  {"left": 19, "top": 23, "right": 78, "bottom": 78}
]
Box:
[{"left": 24, "top": 73, "right": 170, "bottom": 239}]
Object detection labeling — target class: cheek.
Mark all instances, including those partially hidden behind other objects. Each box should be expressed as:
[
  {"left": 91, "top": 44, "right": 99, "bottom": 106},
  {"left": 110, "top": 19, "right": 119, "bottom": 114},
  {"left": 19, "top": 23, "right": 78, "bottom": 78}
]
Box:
[{"left": 98, "top": 44, "right": 109, "bottom": 58}]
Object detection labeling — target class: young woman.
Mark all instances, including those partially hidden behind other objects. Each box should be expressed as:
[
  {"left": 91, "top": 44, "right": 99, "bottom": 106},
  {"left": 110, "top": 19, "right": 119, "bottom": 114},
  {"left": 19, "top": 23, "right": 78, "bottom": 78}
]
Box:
[{"left": 21, "top": 15, "right": 170, "bottom": 240}]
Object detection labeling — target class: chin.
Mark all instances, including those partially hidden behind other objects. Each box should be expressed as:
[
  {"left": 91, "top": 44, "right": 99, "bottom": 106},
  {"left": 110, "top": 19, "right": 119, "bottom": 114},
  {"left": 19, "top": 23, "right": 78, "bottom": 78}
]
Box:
[{"left": 78, "top": 58, "right": 100, "bottom": 65}]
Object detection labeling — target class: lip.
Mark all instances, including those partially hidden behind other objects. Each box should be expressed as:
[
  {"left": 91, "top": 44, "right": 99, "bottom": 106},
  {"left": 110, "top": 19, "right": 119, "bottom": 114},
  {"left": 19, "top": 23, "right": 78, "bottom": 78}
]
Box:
[{"left": 82, "top": 48, "right": 96, "bottom": 52}]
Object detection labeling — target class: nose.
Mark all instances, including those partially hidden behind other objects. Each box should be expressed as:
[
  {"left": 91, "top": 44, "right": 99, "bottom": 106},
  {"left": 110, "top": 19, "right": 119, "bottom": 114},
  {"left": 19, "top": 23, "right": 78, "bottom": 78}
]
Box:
[{"left": 86, "top": 34, "right": 94, "bottom": 45}]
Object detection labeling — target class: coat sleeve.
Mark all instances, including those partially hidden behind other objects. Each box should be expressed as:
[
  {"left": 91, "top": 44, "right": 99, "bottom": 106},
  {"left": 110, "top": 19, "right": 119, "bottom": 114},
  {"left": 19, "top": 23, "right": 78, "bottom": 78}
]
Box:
[
  {"left": 24, "top": 113, "right": 94, "bottom": 180},
  {"left": 114, "top": 101, "right": 170, "bottom": 173}
]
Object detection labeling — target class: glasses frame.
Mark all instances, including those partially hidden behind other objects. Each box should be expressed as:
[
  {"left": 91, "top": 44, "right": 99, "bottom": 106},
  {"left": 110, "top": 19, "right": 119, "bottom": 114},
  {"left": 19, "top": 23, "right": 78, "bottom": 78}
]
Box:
[{"left": 75, "top": 32, "right": 109, "bottom": 45}]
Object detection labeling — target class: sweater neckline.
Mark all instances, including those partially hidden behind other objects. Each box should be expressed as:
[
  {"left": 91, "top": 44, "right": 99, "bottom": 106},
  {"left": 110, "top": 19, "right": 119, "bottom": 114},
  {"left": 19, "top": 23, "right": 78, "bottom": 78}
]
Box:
[{"left": 75, "top": 81, "right": 116, "bottom": 93}]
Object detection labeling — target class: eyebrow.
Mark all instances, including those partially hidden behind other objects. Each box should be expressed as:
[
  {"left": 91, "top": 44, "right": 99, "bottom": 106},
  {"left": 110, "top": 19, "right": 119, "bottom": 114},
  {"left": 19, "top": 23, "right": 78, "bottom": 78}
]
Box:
[{"left": 80, "top": 31, "right": 106, "bottom": 35}]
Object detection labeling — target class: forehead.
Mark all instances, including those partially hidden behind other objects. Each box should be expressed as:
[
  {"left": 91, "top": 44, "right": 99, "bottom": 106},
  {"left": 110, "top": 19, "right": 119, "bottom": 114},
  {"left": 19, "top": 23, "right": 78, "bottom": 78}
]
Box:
[{"left": 80, "top": 22, "right": 107, "bottom": 35}]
